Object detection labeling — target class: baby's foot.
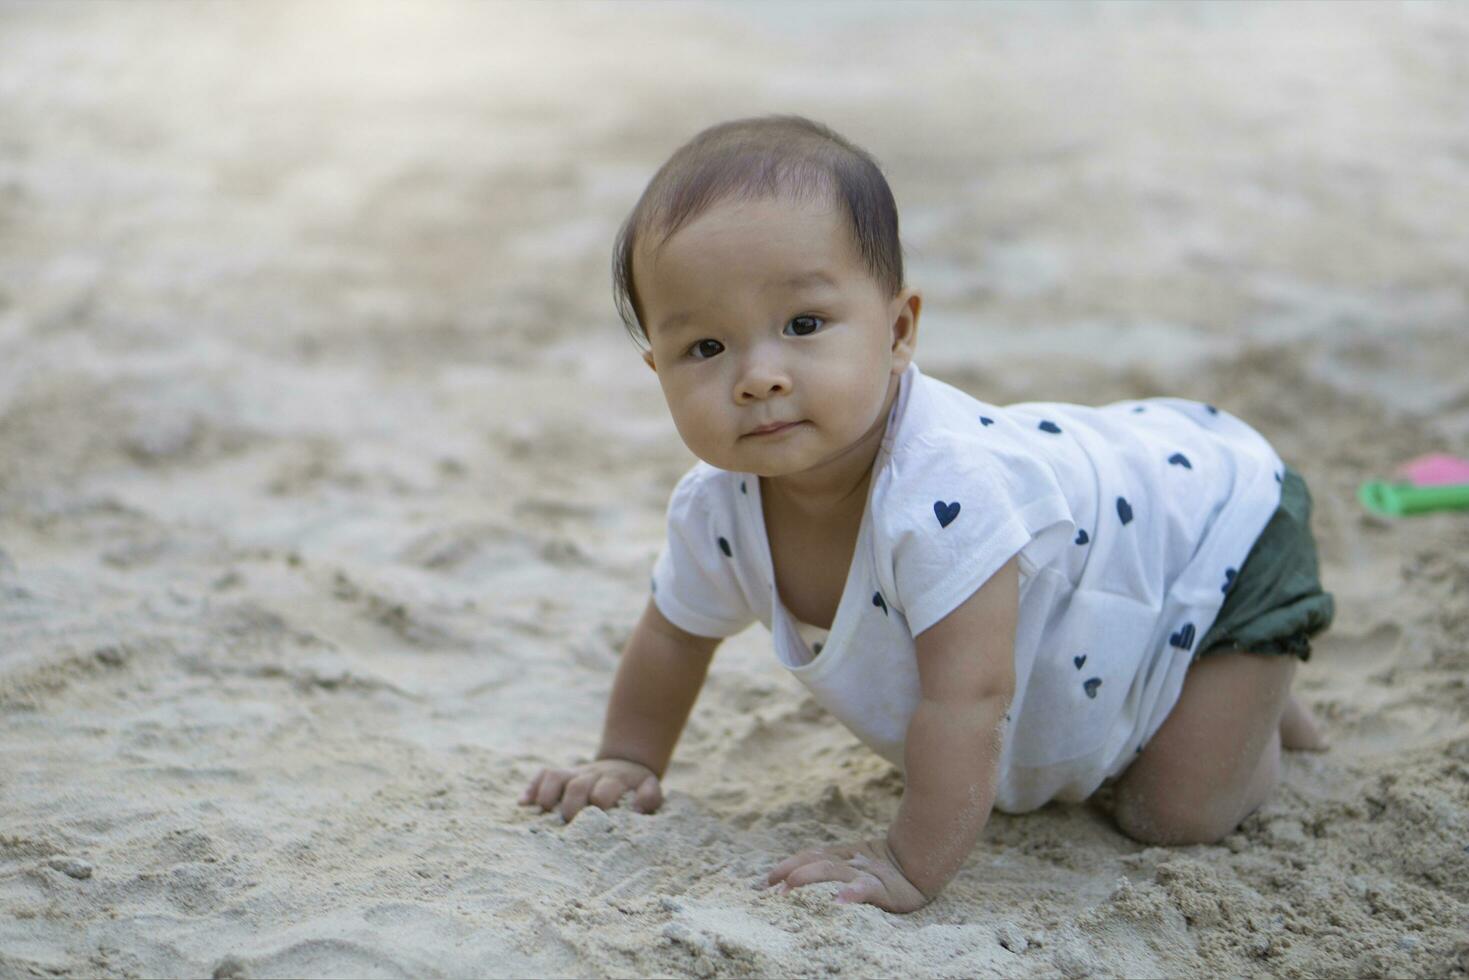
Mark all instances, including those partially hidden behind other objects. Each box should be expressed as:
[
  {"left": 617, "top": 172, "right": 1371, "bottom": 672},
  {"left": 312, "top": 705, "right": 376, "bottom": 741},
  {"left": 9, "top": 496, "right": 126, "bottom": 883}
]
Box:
[{"left": 1279, "top": 695, "right": 1329, "bottom": 752}]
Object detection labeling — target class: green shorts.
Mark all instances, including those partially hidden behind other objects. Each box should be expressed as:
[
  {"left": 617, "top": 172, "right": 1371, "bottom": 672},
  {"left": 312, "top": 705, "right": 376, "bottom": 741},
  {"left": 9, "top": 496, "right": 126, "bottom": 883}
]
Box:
[{"left": 1196, "top": 466, "right": 1335, "bottom": 661}]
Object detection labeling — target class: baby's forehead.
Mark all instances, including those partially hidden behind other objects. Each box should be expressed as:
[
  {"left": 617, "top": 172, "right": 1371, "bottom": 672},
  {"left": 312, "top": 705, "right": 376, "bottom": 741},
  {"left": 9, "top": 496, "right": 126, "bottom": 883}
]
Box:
[
  {"left": 641, "top": 195, "right": 860, "bottom": 273},
  {"left": 714, "top": 268, "right": 846, "bottom": 295},
  {"left": 642, "top": 248, "right": 861, "bottom": 305}
]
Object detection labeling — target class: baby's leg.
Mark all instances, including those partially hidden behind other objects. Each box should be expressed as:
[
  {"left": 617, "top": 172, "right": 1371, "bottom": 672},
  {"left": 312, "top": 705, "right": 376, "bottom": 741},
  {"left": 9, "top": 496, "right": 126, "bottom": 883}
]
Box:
[
  {"left": 1279, "top": 693, "right": 1328, "bottom": 751},
  {"left": 1112, "top": 650, "right": 1297, "bottom": 846}
]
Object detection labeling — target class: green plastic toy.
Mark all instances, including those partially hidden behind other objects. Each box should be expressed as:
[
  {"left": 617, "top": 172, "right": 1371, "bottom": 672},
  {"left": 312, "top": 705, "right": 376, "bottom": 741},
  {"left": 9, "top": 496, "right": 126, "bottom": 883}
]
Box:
[
  {"left": 1358, "top": 453, "right": 1469, "bottom": 517},
  {"left": 1358, "top": 480, "right": 1469, "bottom": 517}
]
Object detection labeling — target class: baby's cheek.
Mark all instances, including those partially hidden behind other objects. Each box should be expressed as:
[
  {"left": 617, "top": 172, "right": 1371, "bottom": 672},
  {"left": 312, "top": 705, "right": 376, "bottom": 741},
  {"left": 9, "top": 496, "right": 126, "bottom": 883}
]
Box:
[
  {"left": 672, "top": 406, "right": 736, "bottom": 465},
  {"left": 672, "top": 413, "right": 716, "bottom": 454}
]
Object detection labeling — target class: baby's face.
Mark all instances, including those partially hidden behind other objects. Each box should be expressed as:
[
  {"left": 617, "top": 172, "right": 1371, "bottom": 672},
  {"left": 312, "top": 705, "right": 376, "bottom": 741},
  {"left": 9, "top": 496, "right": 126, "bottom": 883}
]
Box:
[{"left": 636, "top": 194, "right": 917, "bottom": 480}]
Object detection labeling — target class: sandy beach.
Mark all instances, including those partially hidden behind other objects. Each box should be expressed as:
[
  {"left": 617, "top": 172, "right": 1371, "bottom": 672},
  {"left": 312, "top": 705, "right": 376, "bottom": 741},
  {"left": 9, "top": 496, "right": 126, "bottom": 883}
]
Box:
[{"left": 2, "top": 2, "right": 1467, "bottom": 976}]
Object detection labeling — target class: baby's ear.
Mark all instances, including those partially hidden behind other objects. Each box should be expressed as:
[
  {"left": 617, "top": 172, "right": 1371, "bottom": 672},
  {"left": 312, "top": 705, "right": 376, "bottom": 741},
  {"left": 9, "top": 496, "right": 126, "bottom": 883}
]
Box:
[
  {"left": 891, "top": 288, "right": 921, "bottom": 362},
  {"left": 641, "top": 349, "right": 657, "bottom": 373}
]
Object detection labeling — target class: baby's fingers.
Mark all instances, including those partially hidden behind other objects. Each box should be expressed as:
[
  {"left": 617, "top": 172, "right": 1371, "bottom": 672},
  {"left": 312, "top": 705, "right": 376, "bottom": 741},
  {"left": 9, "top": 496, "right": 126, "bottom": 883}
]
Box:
[
  {"left": 525, "top": 768, "right": 572, "bottom": 811},
  {"left": 632, "top": 774, "right": 663, "bottom": 814},
  {"left": 558, "top": 772, "right": 598, "bottom": 822},
  {"left": 518, "top": 769, "right": 549, "bottom": 806},
  {"left": 589, "top": 775, "right": 629, "bottom": 811},
  {"left": 517, "top": 772, "right": 539, "bottom": 806},
  {"left": 766, "top": 848, "right": 834, "bottom": 887},
  {"left": 835, "top": 872, "right": 884, "bottom": 906},
  {"left": 780, "top": 859, "right": 858, "bottom": 893}
]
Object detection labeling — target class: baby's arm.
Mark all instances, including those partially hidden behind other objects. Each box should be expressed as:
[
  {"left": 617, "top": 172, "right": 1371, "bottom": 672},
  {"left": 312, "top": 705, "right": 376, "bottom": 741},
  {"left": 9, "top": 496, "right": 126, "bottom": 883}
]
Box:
[
  {"left": 888, "top": 555, "right": 1018, "bottom": 898},
  {"left": 767, "top": 556, "right": 1018, "bottom": 910},
  {"left": 520, "top": 598, "right": 720, "bottom": 822}
]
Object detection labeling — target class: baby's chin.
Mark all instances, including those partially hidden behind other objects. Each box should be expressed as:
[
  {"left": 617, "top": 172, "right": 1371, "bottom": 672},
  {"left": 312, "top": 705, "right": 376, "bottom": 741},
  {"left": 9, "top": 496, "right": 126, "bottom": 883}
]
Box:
[
  {"left": 705, "top": 443, "right": 810, "bottom": 476},
  {"left": 710, "top": 457, "right": 786, "bottom": 478},
  {"left": 689, "top": 447, "right": 805, "bottom": 478},
  {"left": 718, "top": 452, "right": 832, "bottom": 480}
]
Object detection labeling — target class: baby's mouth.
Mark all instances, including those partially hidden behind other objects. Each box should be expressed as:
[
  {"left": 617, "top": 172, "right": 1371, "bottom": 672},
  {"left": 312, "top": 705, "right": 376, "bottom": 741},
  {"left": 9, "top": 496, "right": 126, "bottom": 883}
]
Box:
[{"left": 744, "top": 421, "right": 805, "bottom": 438}]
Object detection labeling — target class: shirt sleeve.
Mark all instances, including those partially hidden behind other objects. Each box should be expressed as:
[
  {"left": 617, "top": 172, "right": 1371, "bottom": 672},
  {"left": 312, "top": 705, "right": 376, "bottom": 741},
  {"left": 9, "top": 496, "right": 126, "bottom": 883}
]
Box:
[
  {"left": 650, "top": 469, "right": 758, "bottom": 639},
  {"left": 880, "top": 432, "right": 1072, "bottom": 637}
]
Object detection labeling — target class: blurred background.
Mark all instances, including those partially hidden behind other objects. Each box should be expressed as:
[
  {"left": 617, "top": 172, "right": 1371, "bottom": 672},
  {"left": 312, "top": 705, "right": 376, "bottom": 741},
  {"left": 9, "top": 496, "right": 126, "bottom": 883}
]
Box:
[
  {"left": 3, "top": 3, "right": 1467, "bottom": 490},
  {"left": 2, "top": 3, "right": 1467, "bottom": 977}
]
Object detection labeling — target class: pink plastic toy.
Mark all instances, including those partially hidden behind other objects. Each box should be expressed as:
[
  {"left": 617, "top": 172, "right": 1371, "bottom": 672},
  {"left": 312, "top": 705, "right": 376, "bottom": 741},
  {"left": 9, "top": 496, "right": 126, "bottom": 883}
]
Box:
[{"left": 1393, "top": 453, "right": 1469, "bottom": 487}]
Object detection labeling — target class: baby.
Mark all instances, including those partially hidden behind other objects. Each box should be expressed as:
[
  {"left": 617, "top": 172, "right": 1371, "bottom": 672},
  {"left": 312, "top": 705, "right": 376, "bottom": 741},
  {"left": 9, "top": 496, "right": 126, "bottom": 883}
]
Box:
[{"left": 519, "top": 115, "right": 1335, "bottom": 913}]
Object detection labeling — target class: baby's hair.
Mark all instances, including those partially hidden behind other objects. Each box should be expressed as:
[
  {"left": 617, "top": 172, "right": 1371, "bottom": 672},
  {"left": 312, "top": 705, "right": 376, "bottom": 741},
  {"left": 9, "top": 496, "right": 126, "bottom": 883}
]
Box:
[{"left": 611, "top": 114, "right": 904, "bottom": 349}]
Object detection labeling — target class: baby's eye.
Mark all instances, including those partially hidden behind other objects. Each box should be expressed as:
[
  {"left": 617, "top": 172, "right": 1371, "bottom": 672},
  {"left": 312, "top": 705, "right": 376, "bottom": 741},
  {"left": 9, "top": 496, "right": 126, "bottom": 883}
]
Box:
[
  {"left": 689, "top": 339, "right": 724, "bottom": 360},
  {"left": 785, "top": 315, "right": 824, "bottom": 337}
]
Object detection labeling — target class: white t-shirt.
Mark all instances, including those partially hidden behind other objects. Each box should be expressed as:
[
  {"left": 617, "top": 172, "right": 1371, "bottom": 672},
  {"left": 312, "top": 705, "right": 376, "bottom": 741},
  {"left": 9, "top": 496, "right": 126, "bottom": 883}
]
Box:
[{"left": 650, "top": 362, "right": 1284, "bottom": 812}]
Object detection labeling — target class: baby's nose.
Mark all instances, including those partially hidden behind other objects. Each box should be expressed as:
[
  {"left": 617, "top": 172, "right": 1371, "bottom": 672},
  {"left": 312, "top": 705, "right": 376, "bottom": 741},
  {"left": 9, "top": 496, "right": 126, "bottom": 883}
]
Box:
[
  {"left": 739, "top": 375, "right": 788, "bottom": 400},
  {"left": 740, "top": 370, "right": 787, "bottom": 399},
  {"left": 736, "top": 352, "right": 791, "bottom": 400}
]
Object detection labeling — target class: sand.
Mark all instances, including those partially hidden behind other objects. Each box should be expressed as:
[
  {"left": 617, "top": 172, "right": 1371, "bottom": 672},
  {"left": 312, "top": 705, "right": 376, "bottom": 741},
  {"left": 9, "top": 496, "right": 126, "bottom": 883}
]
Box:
[{"left": 2, "top": 2, "right": 1467, "bottom": 977}]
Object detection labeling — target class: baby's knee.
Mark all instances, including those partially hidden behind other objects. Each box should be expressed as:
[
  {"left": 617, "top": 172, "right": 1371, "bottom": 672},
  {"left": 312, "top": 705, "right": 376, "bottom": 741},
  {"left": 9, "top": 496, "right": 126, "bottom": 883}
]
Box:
[{"left": 1112, "top": 783, "right": 1239, "bottom": 846}]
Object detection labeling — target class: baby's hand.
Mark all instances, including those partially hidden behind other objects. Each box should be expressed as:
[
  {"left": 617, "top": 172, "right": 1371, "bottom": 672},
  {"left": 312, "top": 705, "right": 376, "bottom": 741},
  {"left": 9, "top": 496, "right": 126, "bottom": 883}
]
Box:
[
  {"left": 518, "top": 758, "right": 663, "bottom": 823},
  {"left": 766, "top": 838, "right": 931, "bottom": 914}
]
